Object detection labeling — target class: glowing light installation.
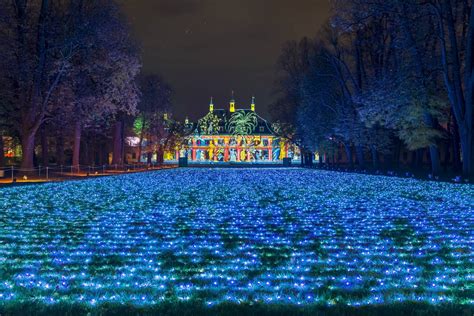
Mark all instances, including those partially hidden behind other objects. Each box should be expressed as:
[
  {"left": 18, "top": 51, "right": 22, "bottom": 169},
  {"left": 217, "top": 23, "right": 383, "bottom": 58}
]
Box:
[
  {"left": 0, "top": 168, "right": 472, "bottom": 309},
  {"left": 166, "top": 96, "right": 301, "bottom": 162}
]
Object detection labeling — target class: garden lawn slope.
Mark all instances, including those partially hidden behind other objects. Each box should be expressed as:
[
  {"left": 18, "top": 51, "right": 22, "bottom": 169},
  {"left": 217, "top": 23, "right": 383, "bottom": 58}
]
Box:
[{"left": 0, "top": 168, "right": 472, "bottom": 315}]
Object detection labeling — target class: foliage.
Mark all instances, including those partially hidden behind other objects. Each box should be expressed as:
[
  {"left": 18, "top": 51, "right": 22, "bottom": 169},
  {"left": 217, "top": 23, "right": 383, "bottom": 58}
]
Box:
[
  {"left": 271, "top": 121, "right": 296, "bottom": 141},
  {"left": 161, "top": 119, "right": 193, "bottom": 153},
  {"left": 296, "top": 51, "right": 340, "bottom": 151},
  {"left": 133, "top": 116, "right": 147, "bottom": 136},
  {"left": 0, "top": 0, "right": 142, "bottom": 167},
  {"left": 133, "top": 74, "right": 173, "bottom": 161},
  {"left": 274, "top": 0, "right": 468, "bottom": 173},
  {"left": 198, "top": 112, "right": 222, "bottom": 135},
  {"left": 271, "top": 38, "right": 312, "bottom": 126},
  {"left": 357, "top": 78, "right": 448, "bottom": 150}
]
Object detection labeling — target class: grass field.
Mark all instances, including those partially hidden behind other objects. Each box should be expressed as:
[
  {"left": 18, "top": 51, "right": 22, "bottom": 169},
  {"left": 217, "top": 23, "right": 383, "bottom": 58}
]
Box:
[{"left": 0, "top": 168, "right": 472, "bottom": 315}]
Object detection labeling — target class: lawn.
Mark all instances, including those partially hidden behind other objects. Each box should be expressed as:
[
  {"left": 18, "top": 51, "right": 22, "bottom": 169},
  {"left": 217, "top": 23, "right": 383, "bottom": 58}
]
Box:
[{"left": 0, "top": 168, "right": 472, "bottom": 315}]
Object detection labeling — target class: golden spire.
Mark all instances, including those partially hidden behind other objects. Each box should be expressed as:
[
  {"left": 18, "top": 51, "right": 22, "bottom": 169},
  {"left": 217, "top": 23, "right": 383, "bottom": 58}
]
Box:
[
  {"left": 209, "top": 97, "right": 214, "bottom": 112},
  {"left": 251, "top": 96, "right": 255, "bottom": 111},
  {"left": 230, "top": 91, "right": 235, "bottom": 113}
]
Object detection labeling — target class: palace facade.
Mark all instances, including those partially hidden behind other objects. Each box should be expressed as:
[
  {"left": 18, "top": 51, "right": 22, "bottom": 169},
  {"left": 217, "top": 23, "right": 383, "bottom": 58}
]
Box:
[{"left": 166, "top": 96, "right": 301, "bottom": 163}]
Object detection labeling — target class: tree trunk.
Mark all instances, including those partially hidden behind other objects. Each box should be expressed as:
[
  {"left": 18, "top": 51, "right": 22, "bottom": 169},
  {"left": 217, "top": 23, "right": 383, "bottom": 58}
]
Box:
[
  {"left": 435, "top": 0, "right": 473, "bottom": 178},
  {"left": 424, "top": 113, "right": 441, "bottom": 175},
  {"left": 72, "top": 121, "right": 81, "bottom": 167},
  {"left": 93, "top": 138, "right": 101, "bottom": 165},
  {"left": 416, "top": 148, "right": 424, "bottom": 169},
  {"left": 137, "top": 139, "right": 143, "bottom": 163},
  {"left": 56, "top": 134, "right": 64, "bottom": 166},
  {"left": 460, "top": 132, "right": 473, "bottom": 179},
  {"left": 112, "top": 120, "right": 124, "bottom": 165},
  {"left": 20, "top": 132, "right": 36, "bottom": 170},
  {"left": 98, "top": 140, "right": 107, "bottom": 166},
  {"left": 470, "top": 136, "right": 474, "bottom": 180},
  {"left": 18, "top": 0, "right": 50, "bottom": 171},
  {"left": 343, "top": 143, "right": 352, "bottom": 168},
  {"left": 451, "top": 117, "right": 461, "bottom": 172},
  {"left": 393, "top": 139, "right": 401, "bottom": 170},
  {"left": 383, "top": 153, "right": 391, "bottom": 170},
  {"left": 302, "top": 152, "right": 312, "bottom": 167},
  {"left": 83, "top": 137, "right": 90, "bottom": 166},
  {"left": 90, "top": 136, "right": 97, "bottom": 165},
  {"left": 371, "top": 146, "right": 378, "bottom": 169},
  {"left": 41, "top": 126, "right": 48, "bottom": 166},
  {"left": 137, "top": 117, "right": 146, "bottom": 163},
  {"left": 411, "top": 151, "right": 417, "bottom": 169},
  {"left": 443, "top": 140, "right": 450, "bottom": 172},
  {"left": 356, "top": 145, "right": 364, "bottom": 168},
  {"left": 398, "top": 4, "right": 443, "bottom": 175},
  {"left": 429, "top": 145, "right": 441, "bottom": 176},
  {"left": 157, "top": 145, "right": 164, "bottom": 164},
  {"left": 0, "top": 134, "right": 4, "bottom": 167}
]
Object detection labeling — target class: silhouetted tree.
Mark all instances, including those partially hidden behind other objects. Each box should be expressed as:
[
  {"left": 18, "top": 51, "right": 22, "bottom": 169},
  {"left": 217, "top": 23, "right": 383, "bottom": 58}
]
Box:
[
  {"left": 134, "top": 74, "right": 172, "bottom": 163},
  {"left": 0, "top": 0, "right": 141, "bottom": 169}
]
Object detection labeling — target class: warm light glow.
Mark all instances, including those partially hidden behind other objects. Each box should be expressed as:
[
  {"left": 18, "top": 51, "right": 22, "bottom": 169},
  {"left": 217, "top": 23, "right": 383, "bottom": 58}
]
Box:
[{"left": 126, "top": 137, "right": 140, "bottom": 147}]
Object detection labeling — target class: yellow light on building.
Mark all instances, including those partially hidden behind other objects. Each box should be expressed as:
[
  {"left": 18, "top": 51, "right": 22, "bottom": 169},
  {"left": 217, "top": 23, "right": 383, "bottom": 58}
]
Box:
[
  {"left": 162, "top": 92, "right": 301, "bottom": 164},
  {"left": 209, "top": 97, "right": 214, "bottom": 112},
  {"left": 229, "top": 91, "right": 235, "bottom": 112}
]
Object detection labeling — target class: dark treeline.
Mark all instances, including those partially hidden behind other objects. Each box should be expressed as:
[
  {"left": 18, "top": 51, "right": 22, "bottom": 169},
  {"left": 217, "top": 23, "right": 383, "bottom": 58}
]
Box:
[
  {"left": 0, "top": 0, "right": 176, "bottom": 170},
  {"left": 272, "top": 0, "right": 473, "bottom": 179}
]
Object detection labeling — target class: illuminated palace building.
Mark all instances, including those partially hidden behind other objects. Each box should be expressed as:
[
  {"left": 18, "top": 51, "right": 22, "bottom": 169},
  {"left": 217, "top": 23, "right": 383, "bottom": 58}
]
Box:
[{"left": 170, "top": 96, "right": 300, "bottom": 163}]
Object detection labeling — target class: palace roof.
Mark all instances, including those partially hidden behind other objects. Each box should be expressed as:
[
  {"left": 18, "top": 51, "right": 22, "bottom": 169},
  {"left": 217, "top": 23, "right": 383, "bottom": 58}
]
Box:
[
  {"left": 179, "top": 95, "right": 276, "bottom": 137},
  {"left": 192, "top": 107, "right": 274, "bottom": 136}
]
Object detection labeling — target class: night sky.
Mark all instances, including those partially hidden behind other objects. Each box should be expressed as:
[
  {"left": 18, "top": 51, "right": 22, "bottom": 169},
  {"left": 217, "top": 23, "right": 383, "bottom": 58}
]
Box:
[{"left": 121, "top": 0, "right": 331, "bottom": 120}]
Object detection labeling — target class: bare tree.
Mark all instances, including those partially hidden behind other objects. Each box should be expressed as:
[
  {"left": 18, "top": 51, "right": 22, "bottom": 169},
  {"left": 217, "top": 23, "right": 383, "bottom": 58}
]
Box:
[
  {"left": 0, "top": 0, "right": 76, "bottom": 169},
  {"left": 429, "top": 0, "right": 474, "bottom": 178}
]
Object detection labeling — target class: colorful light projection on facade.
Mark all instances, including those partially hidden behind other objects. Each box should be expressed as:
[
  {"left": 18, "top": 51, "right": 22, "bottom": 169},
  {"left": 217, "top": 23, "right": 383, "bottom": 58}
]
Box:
[{"left": 166, "top": 96, "right": 300, "bottom": 162}]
